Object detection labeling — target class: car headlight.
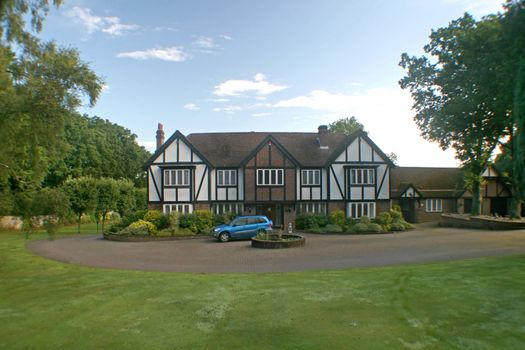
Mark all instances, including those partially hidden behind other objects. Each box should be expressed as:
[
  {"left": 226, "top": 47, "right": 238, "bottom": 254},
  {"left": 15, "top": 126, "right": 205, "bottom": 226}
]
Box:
[{"left": 214, "top": 228, "right": 220, "bottom": 232}]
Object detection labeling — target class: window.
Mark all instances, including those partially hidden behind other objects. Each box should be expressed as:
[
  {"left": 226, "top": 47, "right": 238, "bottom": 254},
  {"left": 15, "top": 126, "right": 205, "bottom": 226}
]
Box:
[
  {"left": 164, "top": 204, "right": 193, "bottom": 214},
  {"left": 217, "top": 169, "right": 237, "bottom": 186},
  {"left": 350, "top": 168, "right": 375, "bottom": 185},
  {"left": 164, "top": 169, "right": 190, "bottom": 186},
  {"left": 298, "top": 202, "right": 326, "bottom": 214},
  {"left": 257, "top": 169, "right": 284, "bottom": 186},
  {"left": 426, "top": 199, "right": 443, "bottom": 212},
  {"left": 301, "top": 169, "right": 320, "bottom": 186},
  {"left": 213, "top": 203, "right": 244, "bottom": 215},
  {"left": 349, "top": 202, "right": 376, "bottom": 218}
]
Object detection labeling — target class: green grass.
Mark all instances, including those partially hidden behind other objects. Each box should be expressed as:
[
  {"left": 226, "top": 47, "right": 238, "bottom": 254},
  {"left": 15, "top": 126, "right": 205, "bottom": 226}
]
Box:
[{"left": 1, "top": 226, "right": 525, "bottom": 349}]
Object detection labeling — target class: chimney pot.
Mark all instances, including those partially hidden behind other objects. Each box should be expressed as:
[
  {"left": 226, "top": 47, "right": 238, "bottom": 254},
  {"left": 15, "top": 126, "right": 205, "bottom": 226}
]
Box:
[
  {"left": 156, "top": 123, "right": 165, "bottom": 150},
  {"left": 317, "top": 125, "right": 329, "bottom": 149},
  {"left": 318, "top": 125, "right": 328, "bottom": 134}
]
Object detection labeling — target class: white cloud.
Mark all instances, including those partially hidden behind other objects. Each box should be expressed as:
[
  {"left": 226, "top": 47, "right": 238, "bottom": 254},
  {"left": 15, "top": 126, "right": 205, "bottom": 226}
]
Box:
[
  {"left": 220, "top": 34, "right": 233, "bottom": 40},
  {"left": 67, "top": 6, "right": 138, "bottom": 36},
  {"left": 193, "top": 36, "right": 216, "bottom": 49},
  {"left": 214, "top": 73, "right": 288, "bottom": 96},
  {"left": 117, "top": 47, "right": 190, "bottom": 62},
  {"left": 252, "top": 112, "right": 272, "bottom": 117},
  {"left": 213, "top": 106, "right": 242, "bottom": 114},
  {"left": 184, "top": 103, "right": 200, "bottom": 110},
  {"left": 152, "top": 26, "right": 178, "bottom": 32},
  {"left": 212, "top": 98, "right": 230, "bottom": 102},
  {"left": 277, "top": 87, "right": 458, "bottom": 167},
  {"left": 441, "top": 0, "right": 504, "bottom": 17}
]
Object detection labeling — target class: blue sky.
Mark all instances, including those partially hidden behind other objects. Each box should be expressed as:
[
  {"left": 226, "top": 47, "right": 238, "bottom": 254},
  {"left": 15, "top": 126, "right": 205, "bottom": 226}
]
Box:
[{"left": 39, "top": 0, "right": 504, "bottom": 166}]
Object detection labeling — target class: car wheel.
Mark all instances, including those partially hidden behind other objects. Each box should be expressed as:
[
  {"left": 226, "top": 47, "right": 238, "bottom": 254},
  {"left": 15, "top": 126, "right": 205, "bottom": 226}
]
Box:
[{"left": 219, "top": 232, "right": 229, "bottom": 242}]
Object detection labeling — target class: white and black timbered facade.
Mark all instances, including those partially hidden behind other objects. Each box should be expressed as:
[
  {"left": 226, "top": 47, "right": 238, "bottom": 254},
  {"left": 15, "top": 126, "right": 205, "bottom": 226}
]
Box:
[{"left": 145, "top": 124, "right": 395, "bottom": 227}]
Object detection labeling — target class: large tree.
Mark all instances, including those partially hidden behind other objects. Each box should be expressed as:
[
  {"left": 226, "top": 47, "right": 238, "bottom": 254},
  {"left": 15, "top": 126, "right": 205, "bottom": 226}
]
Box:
[
  {"left": 399, "top": 12, "right": 514, "bottom": 215},
  {"left": 0, "top": 0, "right": 103, "bottom": 214},
  {"left": 328, "top": 116, "right": 364, "bottom": 135}
]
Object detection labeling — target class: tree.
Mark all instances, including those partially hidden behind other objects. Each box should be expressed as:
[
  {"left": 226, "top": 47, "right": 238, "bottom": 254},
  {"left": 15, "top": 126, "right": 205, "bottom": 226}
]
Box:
[
  {"left": 0, "top": 0, "right": 103, "bottom": 215},
  {"left": 34, "top": 187, "right": 69, "bottom": 239},
  {"left": 45, "top": 114, "right": 150, "bottom": 187},
  {"left": 328, "top": 117, "right": 364, "bottom": 135},
  {"left": 399, "top": 13, "right": 512, "bottom": 215},
  {"left": 63, "top": 177, "right": 97, "bottom": 233},
  {"left": 95, "top": 178, "right": 119, "bottom": 233}
]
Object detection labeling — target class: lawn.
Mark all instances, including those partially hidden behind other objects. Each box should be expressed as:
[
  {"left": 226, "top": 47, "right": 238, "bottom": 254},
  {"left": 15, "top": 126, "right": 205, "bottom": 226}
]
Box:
[{"left": 1, "top": 226, "right": 525, "bottom": 349}]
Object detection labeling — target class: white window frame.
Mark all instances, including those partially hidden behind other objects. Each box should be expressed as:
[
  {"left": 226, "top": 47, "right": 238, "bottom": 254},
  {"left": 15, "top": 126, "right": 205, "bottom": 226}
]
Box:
[
  {"left": 426, "top": 199, "right": 443, "bottom": 212},
  {"left": 349, "top": 202, "right": 376, "bottom": 218},
  {"left": 164, "top": 204, "right": 193, "bottom": 214},
  {"left": 163, "top": 169, "right": 190, "bottom": 186},
  {"left": 257, "top": 169, "right": 284, "bottom": 186},
  {"left": 349, "top": 168, "right": 375, "bottom": 185},
  {"left": 298, "top": 202, "right": 326, "bottom": 214},
  {"left": 301, "top": 169, "right": 321, "bottom": 186},
  {"left": 213, "top": 203, "right": 244, "bottom": 215},
  {"left": 217, "top": 169, "right": 237, "bottom": 186}
]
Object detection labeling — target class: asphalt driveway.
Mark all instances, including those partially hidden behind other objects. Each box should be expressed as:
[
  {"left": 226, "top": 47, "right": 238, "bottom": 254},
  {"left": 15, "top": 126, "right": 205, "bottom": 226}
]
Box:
[{"left": 27, "top": 225, "right": 525, "bottom": 273}]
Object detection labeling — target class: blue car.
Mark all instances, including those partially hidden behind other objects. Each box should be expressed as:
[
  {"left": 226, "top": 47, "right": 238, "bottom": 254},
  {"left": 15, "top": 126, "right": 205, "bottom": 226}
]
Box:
[{"left": 213, "top": 215, "right": 273, "bottom": 242}]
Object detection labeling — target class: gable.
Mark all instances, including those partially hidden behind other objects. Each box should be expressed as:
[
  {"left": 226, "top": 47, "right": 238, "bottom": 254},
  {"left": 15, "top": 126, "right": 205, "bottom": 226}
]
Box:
[
  {"left": 144, "top": 130, "right": 211, "bottom": 168},
  {"left": 329, "top": 131, "right": 393, "bottom": 165}
]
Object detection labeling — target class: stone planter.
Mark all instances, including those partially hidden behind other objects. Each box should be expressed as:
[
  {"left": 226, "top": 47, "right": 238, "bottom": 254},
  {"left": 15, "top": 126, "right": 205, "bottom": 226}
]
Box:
[{"left": 251, "top": 234, "right": 305, "bottom": 249}]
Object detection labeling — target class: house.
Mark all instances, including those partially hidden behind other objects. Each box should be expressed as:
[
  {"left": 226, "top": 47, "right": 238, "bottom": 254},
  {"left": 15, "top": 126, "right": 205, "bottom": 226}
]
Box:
[
  {"left": 144, "top": 124, "right": 393, "bottom": 227},
  {"left": 145, "top": 124, "right": 512, "bottom": 225},
  {"left": 391, "top": 166, "right": 511, "bottom": 222}
]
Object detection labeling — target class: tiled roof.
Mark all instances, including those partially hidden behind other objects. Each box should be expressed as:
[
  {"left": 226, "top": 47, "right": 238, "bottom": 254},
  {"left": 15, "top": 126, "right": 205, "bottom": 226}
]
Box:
[
  {"left": 391, "top": 167, "right": 465, "bottom": 198},
  {"left": 186, "top": 132, "right": 349, "bottom": 167}
]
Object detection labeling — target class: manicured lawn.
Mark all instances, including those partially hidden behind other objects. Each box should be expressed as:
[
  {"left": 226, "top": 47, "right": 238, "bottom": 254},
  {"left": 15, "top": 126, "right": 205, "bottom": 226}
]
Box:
[{"left": 1, "top": 226, "right": 525, "bottom": 349}]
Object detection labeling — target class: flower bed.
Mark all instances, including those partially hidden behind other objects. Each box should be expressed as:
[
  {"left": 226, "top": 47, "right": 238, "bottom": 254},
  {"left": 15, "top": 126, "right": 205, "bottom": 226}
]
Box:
[
  {"left": 102, "top": 233, "right": 208, "bottom": 242},
  {"left": 440, "top": 214, "right": 525, "bottom": 230}
]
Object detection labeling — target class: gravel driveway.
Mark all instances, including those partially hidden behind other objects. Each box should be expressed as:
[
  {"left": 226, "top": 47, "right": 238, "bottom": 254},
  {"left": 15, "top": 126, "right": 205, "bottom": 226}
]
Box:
[{"left": 27, "top": 225, "right": 525, "bottom": 273}]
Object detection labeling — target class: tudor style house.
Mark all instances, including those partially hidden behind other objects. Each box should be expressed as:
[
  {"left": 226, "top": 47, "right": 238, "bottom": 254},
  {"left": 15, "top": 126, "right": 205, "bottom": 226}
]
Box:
[
  {"left": 145, "top": 124, "right": 393, "bottom": 227},
  {"left": 145, "top": 124, "right": 513, "bottom": 225}
]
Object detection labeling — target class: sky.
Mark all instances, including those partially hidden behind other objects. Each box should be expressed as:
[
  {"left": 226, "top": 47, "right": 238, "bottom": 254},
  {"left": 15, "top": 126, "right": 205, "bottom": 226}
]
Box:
[{"left": 39, "top": 0, "right": 505, "bottom": 167}]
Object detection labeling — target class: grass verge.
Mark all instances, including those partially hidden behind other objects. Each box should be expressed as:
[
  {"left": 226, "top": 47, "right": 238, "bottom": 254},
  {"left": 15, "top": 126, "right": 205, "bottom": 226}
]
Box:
[{"left": 1, "top": 226, "right": 525, "bottom": 349}]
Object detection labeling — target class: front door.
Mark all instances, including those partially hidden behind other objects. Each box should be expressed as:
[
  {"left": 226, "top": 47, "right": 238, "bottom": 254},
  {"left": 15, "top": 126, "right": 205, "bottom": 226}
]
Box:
[{"left": 256, "top": 204, "right": 283, "bottom": 228}]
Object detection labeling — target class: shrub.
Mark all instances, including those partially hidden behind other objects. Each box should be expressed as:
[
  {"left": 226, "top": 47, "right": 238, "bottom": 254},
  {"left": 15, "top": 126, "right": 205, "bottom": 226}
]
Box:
[
  {"left": 179, "top": 213, "right": 195, "bottom": 229},
  {"left": 359, "top": 215, "right": 371, "bottom": 225},
  {"left": 374, "top": 212, "right": 393, "bottom": 231},
  {"left": 324, "top": 224, "right": 343, "bottom": 233},
  {"left": 120, "top": 220, "right": 157, "bottom": 235},
  {"left": 350, "top": 223, "right": 369, "bottom": 234},
  {"left": 296, "top": 213, "right": 329, "bottom": 230},
  {"left": 144, "top": 210, "right": 163, "bottom": 225},
  {"left": 391, "top": 221, "right": 405, "bottom": 231},
  {"left": 213, "top": 214, "right": 227, "bottom": 226},
  {"left": 194, "top": 210, "right": 214, "bottom": 233},
  {"left": 329, "top": 210, "right": 346, "bottom": 227},
  {"left": 366, "top": 223, "right": 383, "bottom": 233},
  {"left": 169, "top": 212, "right": 180, "bottom": 230},
  {"left": 306, "top": 227, "right": 326, "bottom": 234},
  {"left": 390, "top": 207, "right": 403, "bottom": 220}
]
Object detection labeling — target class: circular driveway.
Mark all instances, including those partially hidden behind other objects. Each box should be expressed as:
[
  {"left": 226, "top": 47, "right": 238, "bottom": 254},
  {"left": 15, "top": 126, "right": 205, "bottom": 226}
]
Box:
[{"left": 27, "top": 225, "right": 525, "bottom": 273}]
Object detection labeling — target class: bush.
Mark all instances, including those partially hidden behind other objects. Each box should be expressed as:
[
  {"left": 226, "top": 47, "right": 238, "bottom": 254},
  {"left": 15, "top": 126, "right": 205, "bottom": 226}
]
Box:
[
  {"left": 374, "top": 212, "right": 393, "bottom": 231},
  {"left": 121, "top": 220, "right": 157, "bottom": 235},
  {"left": 350, "top": 223, "right": 369, "bottom": 234},
  {"left": 179, "top": 213, "right": 195, "bottom": 229},
  {"left": 329, "top": 210, "right": 346, "bottom": 227},
  {"left": 296, "top": 213, "right": 329, "bottom": 230},
  {"left": 213, "top": 214, "right": 227, "bottom": 226},
  {"left": 194, "top": 210, "right": 214, "bottom": 233},
  {"left": 169, "top": 212, "right": 180, "bottom": 230},
  {"left": 324, "top": 224, "right": 343, "bottom": 233},
  {"left": 390, "top": 207, "right": 403, "bottom": 220},
  {"left": 359, "top": 215, "right": 371, "bottom": 225},
  {"left": 366, "top": 223, "right": 383, "bottom": 233},
  {"left": 144, "top": 210, "right": 162, "bottom": 225},
  {"left": 306, "top": 227, "right": 326, "bottom": 234},
  {"left": 391, "top": 221, "right": 405, "bottom": 231}
]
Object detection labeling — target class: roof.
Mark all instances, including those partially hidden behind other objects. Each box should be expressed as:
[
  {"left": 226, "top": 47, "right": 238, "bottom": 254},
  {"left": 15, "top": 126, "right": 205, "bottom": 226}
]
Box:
[
  {"left": 391, "top": 167, "right": 465, "bottom": 198},
  {"left": 186, "top": 131, "right": 350, "bottom": 167}
]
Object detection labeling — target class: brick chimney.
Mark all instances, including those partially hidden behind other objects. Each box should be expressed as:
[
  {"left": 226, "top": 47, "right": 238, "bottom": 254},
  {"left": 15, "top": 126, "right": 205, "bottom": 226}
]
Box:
[
  {"left": 156, "top": 123, "right": 165, "bottom": 150},
  {"left": 317, "top": 125, "right": 329, "bottom": 149}
]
